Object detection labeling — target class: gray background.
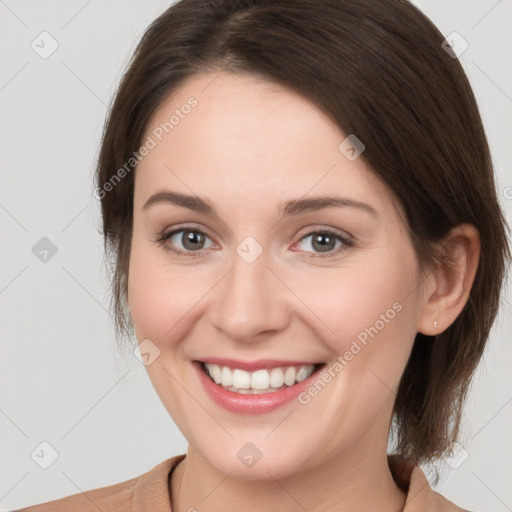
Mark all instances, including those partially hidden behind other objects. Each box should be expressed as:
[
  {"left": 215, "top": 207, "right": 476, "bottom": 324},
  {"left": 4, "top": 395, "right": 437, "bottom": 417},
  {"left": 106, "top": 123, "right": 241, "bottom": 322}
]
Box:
[{"left": 0, "top": 1, "right": 511, "bottom": 510}]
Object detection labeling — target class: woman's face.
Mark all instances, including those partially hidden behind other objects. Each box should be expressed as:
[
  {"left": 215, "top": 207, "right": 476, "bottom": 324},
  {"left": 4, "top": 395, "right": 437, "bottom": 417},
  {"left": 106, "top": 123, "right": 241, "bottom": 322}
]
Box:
[{"left": 128, "top": 72, "right": 427, "bottom": 478}]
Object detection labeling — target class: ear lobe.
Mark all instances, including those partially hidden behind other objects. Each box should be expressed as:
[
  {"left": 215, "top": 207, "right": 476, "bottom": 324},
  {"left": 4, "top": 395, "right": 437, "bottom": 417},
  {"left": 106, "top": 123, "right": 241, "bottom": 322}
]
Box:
[{"left": 417, "top": 223, "right": 480, "bottom": 336}]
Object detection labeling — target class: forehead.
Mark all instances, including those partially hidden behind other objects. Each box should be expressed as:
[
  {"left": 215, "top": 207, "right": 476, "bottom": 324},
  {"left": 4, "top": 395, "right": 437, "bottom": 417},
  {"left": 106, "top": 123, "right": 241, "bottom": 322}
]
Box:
[{"left": 135, "top": 72, "right": 398, "bottom": 220}]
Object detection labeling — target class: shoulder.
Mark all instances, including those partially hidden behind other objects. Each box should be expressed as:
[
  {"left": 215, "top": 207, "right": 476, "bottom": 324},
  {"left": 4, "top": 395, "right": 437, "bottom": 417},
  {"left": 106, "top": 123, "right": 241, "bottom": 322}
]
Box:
[
  {"left": 418, "top": 478, "right": 470, "bottom": 512},
  {"left": 11, "top": 455, "right": 186, "bottom": 512},
  {"left": 11, "top": 474, "right": 139, "bottom": 512},
  {"left": 388, "top": 455, "right": 470, "bottom": 512}
]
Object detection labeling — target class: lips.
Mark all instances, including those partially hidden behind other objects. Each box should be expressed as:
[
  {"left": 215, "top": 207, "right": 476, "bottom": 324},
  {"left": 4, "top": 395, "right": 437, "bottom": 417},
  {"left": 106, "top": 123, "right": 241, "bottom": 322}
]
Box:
[{"left": 193, "top": 359, "right": 326, "bottom": 415}]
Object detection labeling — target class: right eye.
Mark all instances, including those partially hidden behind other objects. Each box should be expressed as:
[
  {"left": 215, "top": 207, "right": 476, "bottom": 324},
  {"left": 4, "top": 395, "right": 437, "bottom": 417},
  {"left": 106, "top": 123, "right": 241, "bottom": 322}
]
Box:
[{"left": 156, "top": 226, "right": 215, "bottom": 258}]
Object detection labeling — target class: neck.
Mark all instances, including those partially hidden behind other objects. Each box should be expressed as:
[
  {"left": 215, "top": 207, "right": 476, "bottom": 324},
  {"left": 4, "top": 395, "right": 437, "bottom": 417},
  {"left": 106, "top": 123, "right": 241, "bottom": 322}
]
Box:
[{"left": 170, "top": 440, "right": 407, "bottom": 512}]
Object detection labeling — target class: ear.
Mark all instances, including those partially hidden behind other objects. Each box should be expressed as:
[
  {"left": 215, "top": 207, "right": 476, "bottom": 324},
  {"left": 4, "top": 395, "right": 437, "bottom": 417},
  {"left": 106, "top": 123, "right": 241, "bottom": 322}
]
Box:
[{"left": 417, "top": 223, "right": 481, "bottom": 336}]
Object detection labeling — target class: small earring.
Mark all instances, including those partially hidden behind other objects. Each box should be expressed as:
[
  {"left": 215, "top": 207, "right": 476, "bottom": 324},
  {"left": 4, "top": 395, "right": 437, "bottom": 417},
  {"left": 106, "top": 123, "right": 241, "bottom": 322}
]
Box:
[{"left": 433, "top": 320, "right": 438, "bottom": 329}]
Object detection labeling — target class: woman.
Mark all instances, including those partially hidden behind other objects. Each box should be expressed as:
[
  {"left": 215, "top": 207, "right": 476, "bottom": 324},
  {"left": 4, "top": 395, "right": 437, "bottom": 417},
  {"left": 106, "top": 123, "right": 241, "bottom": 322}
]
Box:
[{"left": 17, "top": 0, "right": 510, "bottom": 510}]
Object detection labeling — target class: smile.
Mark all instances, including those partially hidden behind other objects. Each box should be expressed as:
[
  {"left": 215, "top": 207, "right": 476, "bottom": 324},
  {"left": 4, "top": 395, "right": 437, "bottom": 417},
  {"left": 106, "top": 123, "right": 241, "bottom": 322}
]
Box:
[{"left": 193, "top": 360, "right": 326, "bottom": 415}]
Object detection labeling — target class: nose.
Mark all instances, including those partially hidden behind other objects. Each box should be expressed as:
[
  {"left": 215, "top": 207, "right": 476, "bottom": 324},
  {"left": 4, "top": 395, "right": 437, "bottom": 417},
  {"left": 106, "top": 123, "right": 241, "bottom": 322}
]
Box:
[{"left": 209, "top": 244, "right": 291, "bottom": 343}]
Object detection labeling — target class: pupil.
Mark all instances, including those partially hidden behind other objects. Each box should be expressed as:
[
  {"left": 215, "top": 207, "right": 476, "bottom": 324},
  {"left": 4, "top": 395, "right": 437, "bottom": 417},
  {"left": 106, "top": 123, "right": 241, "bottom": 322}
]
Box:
[
  {"left": 313, "top": 233, "right": 334, "bottom": 252},
  {"left": 183, "top": 231, "right": 203, "bottom": 250}
]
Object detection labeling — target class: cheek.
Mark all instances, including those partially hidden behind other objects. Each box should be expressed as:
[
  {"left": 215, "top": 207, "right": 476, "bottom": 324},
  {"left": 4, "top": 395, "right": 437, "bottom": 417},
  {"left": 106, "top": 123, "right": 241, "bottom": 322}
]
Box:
[
  {"left": 291, "top": 250, "right": 419, "bottom": 374},
  {"left": 128, "top": 241, "right": 182, "bottom": 342},
  {"left": 128, "top": 226, "right": 420, "bottom": 364},
  {"left": 128, "top": 237, "right": 219, "bottom": 350}
]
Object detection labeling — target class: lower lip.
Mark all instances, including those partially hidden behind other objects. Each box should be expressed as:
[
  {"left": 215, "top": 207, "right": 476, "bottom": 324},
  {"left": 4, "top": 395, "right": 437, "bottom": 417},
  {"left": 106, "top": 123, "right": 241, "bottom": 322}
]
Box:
[{"left": 193, "top": 361, "right": 324, "bottom": 415}]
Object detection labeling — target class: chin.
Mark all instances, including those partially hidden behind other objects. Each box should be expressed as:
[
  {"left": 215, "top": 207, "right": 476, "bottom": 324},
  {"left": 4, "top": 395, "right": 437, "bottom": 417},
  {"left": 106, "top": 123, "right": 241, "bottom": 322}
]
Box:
[{"left": 193, "top": 437, "right": 314, "bottom": 481}]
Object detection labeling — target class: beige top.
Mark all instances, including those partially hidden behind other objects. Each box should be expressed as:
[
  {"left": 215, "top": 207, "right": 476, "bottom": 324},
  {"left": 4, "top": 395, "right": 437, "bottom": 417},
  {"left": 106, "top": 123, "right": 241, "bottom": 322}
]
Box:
[{"left": 14, "top": 454, "right": 469, "bottom": 511}]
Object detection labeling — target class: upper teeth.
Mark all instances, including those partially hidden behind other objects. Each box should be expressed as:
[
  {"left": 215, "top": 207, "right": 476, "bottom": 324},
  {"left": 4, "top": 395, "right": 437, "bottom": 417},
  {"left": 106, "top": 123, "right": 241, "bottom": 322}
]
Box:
[{"left": 204, "top": 363, "right": 316, "bottom": 390}]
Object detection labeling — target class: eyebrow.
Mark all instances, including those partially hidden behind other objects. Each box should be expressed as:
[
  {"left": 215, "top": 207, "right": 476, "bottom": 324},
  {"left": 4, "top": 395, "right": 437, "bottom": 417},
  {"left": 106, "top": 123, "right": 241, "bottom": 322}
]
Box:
[{"left": 142, "top": 190, "right": 379, "bottom": 218}]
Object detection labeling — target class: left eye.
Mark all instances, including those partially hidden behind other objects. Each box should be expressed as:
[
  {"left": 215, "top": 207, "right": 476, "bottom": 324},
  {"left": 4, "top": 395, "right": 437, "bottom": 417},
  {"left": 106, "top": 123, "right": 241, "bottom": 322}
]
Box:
[{"left": 295, "top": 230, "right": 352, "bottom": 256}]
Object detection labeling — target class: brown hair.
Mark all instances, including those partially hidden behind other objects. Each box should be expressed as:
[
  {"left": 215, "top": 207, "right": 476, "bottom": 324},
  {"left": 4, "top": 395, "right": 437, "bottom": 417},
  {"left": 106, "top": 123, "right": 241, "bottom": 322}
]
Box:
[{"left": 95, "top": 0, "right": 510, "bottom": 466}]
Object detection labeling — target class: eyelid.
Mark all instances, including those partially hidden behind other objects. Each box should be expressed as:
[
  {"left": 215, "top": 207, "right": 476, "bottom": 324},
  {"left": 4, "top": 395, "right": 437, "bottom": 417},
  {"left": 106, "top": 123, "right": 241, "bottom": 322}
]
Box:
[{"left": 295, "top": 224, "right": 354, "bottom": 243}]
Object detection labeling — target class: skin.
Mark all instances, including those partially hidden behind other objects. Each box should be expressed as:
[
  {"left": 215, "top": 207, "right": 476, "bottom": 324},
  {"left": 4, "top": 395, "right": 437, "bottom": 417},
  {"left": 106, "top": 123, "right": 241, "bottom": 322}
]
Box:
[{"left": 127, "top": 72, "right": 480, "bottom": 512}]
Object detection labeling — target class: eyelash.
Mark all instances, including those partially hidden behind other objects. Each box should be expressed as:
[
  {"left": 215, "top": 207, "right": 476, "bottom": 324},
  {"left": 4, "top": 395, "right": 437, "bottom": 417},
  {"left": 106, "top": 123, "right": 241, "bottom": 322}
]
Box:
[{"left": 155, "top": 225, "right": 354, "bottom": 259}]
